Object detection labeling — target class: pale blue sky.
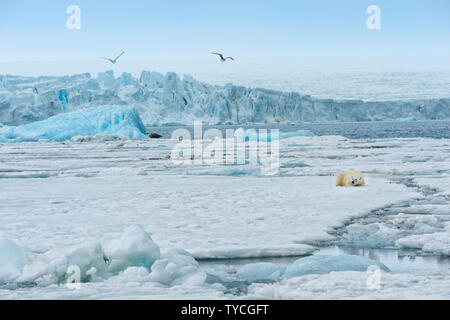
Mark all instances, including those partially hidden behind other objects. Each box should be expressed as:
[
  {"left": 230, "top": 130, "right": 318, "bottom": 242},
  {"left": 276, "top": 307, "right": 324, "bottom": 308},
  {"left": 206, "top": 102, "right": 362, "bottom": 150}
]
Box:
[
  {"left": 1, "top": 0, "right": 449, "bottom": 60},
  {"left": 0, "top": 0, "right": 449, "bottom": 76}
]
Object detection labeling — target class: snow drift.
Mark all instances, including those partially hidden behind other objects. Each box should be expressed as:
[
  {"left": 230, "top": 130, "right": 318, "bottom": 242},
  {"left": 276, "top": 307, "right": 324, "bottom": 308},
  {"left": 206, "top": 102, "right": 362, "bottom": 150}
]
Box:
[
  {"left": 1, "top": 71, "right": 449, "bottom": 127},
  {"left": 0, "top": 105, "right": 148, "bottom": 142}
]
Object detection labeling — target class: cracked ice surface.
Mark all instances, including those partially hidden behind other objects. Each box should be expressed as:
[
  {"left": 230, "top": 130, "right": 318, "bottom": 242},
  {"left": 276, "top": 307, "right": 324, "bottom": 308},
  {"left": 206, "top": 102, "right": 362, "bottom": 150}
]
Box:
[{"left": 1, "top": 133, "right": 450, "bottom": 299}]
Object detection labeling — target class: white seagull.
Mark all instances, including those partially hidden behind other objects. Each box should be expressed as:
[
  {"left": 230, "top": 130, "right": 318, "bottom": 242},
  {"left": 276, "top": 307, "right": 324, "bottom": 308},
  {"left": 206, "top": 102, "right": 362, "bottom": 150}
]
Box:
[
  {"left": 102, "top": 51, "right": 125, "bottom": 64},
  {"left": 211, "top": 52, "right": 234, "bottom": 62}
]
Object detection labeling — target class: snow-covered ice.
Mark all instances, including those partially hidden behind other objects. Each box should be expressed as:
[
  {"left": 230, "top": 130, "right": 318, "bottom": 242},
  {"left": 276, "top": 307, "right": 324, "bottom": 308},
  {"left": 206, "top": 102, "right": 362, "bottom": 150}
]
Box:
[
  {"left": 396, "top": 224, "right": 450, "bottom": 256},
  {"left": 104, "top": 225, "right": 160, "bottom": 274},
  {"left": 149, "top": 249, "right": 205, "bottom": 286},
  {"left": 0, "top": 126, "right": 449, "bottom": 299},
  {"left": 0, "top": 173, "right": 417, "bottom": 261},
  {"left": 246, "top": 272, "right": 450, "bottom": 300}
]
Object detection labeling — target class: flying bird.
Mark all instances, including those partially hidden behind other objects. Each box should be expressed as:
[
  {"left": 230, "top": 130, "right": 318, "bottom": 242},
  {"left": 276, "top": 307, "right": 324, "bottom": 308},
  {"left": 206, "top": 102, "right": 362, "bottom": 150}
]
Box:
[
  {"left": 211, "top": 52, "right": 234, "bottom": 62},
  {"left": 101, "top": 51, "right": 125, "bottom": 64}
]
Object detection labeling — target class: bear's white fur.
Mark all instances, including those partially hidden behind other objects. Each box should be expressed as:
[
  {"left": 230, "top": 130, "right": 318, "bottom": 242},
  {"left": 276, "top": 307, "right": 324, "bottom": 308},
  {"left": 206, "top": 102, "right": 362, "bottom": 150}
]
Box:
[{"left": 336, "top": 170, "right": 365, "bottom": 187}]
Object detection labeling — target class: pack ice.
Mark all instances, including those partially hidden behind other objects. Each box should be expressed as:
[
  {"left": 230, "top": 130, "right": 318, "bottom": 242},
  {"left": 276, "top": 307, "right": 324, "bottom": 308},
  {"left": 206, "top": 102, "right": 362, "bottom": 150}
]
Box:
[
  {"left": 0, "top": 226, "right": 203, "bottom": 287},
  {"left": 0, "top": 105, "right": 148, "bottom": 142},
  {"left": 1, "top": 71, "right": 449, "bottom": 126}
]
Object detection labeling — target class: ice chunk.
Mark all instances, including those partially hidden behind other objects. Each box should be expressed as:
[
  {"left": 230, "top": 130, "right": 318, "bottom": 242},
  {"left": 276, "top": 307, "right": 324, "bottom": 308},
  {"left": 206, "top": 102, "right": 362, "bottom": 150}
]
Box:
[
  {"left": 149, "top": 249, "right": 205, "bottom": 286},
  {"left": 18, "top": 241, "right": 109, "bottom": 286},
  {"left": 18, "top": 226, "right": 160, "bottom": 285},
  {"left": 398, "top": 117, "right": 418, "bottom": 121},
  {"left": 104, "top": 225, "right": 160, "bottom": 274},
  {"left": 283, "top": 254, "right": 389, "bottom": 279},
  {"left": 396, "top": 223, "right": 450, "bottom": 255},
  {"left": 0, "top": 105, "right": 148, "bottom": 142},
  {"left": 0, "top": 238, "right": 26, "bottom": 283},
  {"left": 115, "top": 267, "right": 151, "bottom": 283},
  {"left": 236, "top": 263, "right": 284, "bottom": 282},
  {"left": 65, "top": 242, "right": 109, "bottom": 282},
  {"left": 234, "top": 128, "right": 315, "bottom": 142}
]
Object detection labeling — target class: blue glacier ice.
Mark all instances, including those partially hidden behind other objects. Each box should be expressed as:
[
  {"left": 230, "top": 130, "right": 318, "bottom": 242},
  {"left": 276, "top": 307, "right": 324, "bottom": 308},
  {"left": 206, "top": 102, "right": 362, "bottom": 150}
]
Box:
[
  {"left": 0, "top": 105, "right": 148, "bottom": 142},
  {"left": 0, "top": 71, "right": 449, "bottom": 127},
  {"left": 282, "top": 254, "right": 389, "bottom": 279}
]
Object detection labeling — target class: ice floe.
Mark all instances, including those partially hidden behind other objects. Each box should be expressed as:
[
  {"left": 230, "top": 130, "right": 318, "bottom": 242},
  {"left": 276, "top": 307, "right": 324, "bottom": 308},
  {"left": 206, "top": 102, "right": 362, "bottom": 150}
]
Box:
[
  {"left": 246, "top": 271, "right": 450, "bottom": 300},
  {"left": 1, "top": 129, "right": 449, "bottom": 299},
  {"left": 282, "top": 254, "right": 389, "bottom": 279}
]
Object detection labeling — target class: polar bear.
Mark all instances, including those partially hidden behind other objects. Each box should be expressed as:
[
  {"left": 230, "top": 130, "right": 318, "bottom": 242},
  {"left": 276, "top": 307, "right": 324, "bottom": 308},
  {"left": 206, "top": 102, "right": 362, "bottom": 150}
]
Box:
[{"left": 336, "top": 170, "right": 366, "bottom": 187}]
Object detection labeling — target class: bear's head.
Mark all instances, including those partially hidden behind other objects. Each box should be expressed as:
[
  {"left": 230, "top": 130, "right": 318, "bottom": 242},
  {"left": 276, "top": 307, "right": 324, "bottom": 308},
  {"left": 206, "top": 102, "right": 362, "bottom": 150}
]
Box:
[{"left": 351, "top": 176, "right": 364, "bottom": 186}]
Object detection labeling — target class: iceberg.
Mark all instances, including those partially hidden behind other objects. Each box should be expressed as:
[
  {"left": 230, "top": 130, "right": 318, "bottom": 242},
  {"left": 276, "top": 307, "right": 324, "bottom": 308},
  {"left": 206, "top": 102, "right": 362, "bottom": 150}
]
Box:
[
  {"left": 282, "top": 254, "right": 389, "bottom": 279},
  {"left": 1, "top": 72, "right": 449, "bottom": 127},
  {"left": 0, "top": 105, "right": 148, "bottom": 142}
]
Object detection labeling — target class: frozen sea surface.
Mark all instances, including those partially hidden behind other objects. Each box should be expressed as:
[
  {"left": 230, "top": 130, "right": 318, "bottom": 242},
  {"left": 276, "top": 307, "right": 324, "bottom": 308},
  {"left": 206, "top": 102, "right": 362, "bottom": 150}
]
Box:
[{"left": 0, "top": 129, "right": 449, "bottom": 299}]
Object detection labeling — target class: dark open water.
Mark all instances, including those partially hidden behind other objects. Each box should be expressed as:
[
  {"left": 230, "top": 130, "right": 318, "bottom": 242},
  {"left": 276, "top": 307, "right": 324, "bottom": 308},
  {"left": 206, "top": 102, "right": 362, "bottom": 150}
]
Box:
[{"left": 147, "top": 120, "right": 450, "bottom": 140}]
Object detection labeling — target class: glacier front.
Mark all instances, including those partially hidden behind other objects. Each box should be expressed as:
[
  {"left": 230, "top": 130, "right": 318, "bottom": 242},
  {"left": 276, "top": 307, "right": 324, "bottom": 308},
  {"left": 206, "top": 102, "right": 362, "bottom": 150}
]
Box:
[{"left": 0, "top": 71, "right": 449, "bottom": 127}]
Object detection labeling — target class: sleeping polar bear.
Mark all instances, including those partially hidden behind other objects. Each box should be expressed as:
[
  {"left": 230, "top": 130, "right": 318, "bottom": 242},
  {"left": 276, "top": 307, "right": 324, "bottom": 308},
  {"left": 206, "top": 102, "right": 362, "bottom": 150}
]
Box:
[{"left": 336, "top": 170, "right": 366, "bottom": 187}]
